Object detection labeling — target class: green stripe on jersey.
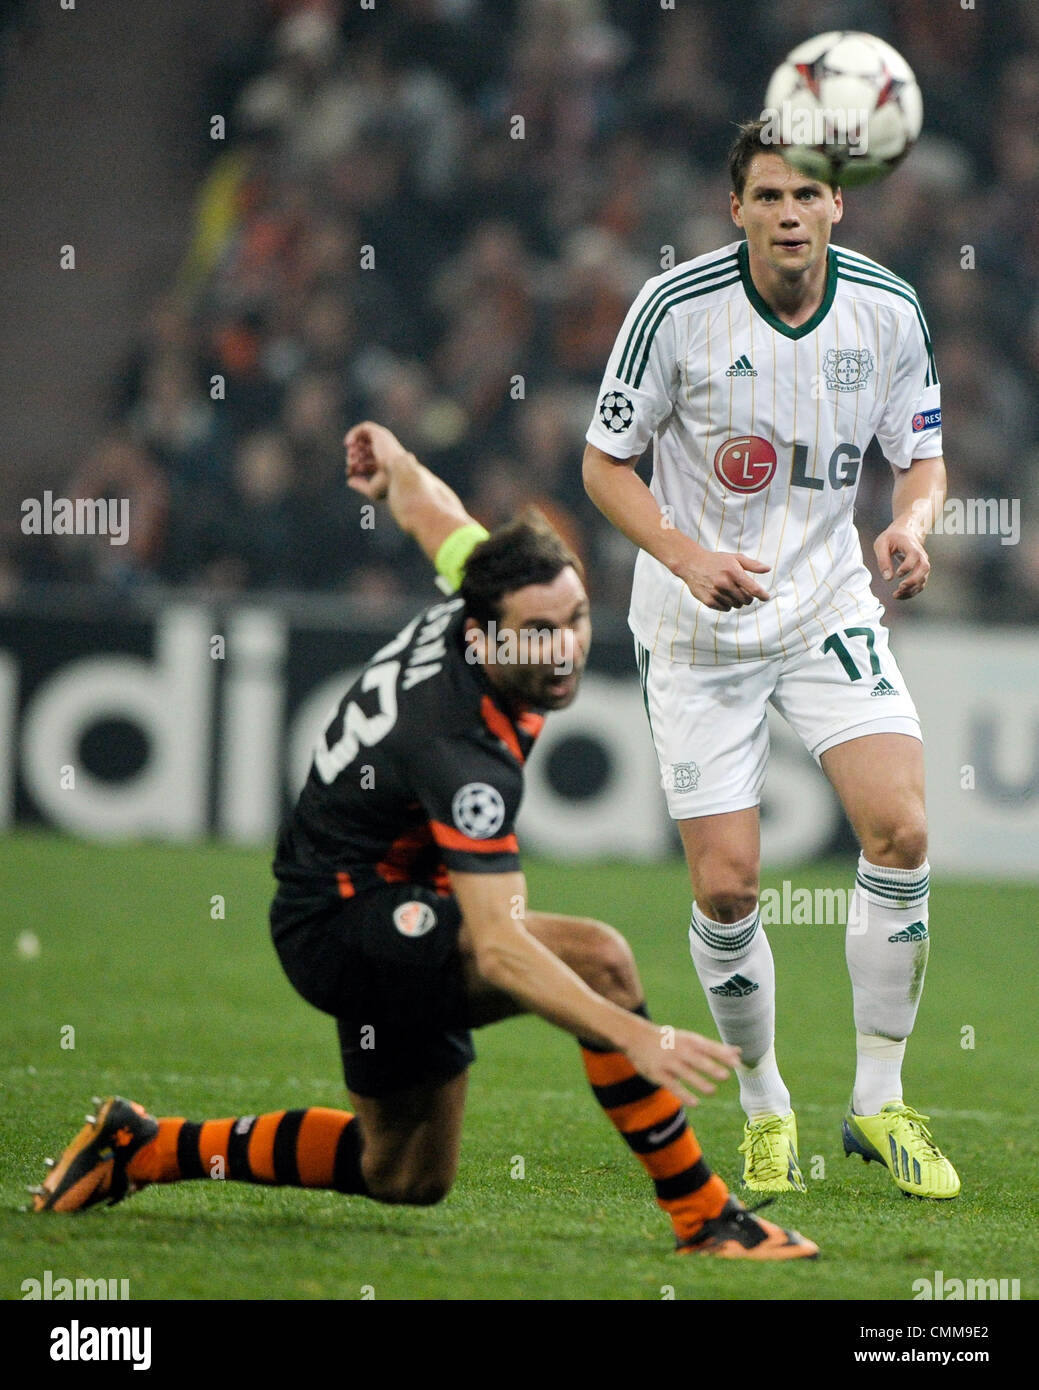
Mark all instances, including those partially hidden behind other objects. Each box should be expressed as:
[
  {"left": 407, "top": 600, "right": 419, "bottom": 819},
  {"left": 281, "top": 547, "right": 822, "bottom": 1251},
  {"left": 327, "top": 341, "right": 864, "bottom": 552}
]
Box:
[
  {"left": 833, "top": 255, "right": 927, "bottom": 314},
  {"left": 835, "top": 267, "right": 938, "bottom": 387},
  {"left": 626, "top": 273, "right": 741, "bottom": 388},
  {"left": 833, "top": 247, "right": 918, "bottom": 297},
  {"left": 617, "top": 253, "right": 739, "bottom": 385},
  {"left": 833, "top": 253, "right": 932, "bottom": 334}
]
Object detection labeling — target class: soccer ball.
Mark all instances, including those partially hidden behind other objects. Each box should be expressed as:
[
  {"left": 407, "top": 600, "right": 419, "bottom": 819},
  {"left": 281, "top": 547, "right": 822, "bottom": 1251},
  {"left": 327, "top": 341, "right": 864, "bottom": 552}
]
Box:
[{"left": 762, "top": 31, "right": 923, "bottom": 187}]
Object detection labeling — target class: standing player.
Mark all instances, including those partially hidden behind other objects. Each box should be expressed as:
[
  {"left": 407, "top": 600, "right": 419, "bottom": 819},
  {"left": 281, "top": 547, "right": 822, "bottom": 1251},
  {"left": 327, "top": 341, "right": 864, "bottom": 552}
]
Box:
[
  {"left": 33, "top": 421, "right": 818, "bottom": 1259},
  {"left": 583, "top": 120, "right": 959, "bottom": 1200}
]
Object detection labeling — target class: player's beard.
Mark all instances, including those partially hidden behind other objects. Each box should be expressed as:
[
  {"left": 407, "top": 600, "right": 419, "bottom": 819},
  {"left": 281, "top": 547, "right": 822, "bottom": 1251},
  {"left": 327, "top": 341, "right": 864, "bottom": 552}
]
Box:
[{"left": 491, "top": 658, "right": 585, "bottom": 713}]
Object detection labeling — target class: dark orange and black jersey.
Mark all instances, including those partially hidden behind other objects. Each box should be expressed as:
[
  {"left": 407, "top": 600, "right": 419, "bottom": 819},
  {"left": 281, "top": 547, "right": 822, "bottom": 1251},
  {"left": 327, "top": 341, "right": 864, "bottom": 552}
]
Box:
[{"left": 273, "top": 597, "right": 544, "bottom": 903}]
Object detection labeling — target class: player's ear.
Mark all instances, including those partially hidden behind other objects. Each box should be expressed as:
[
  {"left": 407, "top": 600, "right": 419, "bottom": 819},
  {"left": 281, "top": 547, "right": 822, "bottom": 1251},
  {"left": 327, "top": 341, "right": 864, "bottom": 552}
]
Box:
[
  {"left": 831, "top": 187, "right": 844, "bottom": 223},
  {"left": 730, "top": 189, "right": 744, "bottom": 227}
]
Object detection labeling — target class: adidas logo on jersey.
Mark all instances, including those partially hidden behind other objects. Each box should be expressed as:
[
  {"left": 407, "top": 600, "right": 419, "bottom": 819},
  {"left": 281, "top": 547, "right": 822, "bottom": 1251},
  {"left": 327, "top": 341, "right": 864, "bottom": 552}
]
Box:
[
  {"left": 870, "top": 678, "right": 897, "bottom": 696},
  {"left": 888, "top": 920, "right": 928, "bottom": 943},
  {"left": 709, "top": 973, "right": 759, "bottom": 997},
  {"left": 725, "top": 354, "right": 757, "bottom": 377}
]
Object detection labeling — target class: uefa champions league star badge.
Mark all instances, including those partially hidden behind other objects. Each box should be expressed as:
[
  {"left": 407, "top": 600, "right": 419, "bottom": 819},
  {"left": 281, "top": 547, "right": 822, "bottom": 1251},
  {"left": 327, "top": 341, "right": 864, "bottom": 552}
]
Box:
[
  {"left": 823, "top": 348, "right": 875, "bottom": 392},
  {"left": 598, "top": 390, "right": 635, "bottom": 432},
  {"left": 452, "top": 782, "right": 506, "bottom": 839}
]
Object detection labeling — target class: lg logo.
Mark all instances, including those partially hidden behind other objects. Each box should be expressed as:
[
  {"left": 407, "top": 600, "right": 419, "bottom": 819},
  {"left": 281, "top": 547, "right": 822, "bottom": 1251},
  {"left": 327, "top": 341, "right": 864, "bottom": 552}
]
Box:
[
  {"left": 714, "top": 437, "right": 862, "bottom": 495},
  {"left": 714, "top": 436, "right": 777, "bottom": 493}
]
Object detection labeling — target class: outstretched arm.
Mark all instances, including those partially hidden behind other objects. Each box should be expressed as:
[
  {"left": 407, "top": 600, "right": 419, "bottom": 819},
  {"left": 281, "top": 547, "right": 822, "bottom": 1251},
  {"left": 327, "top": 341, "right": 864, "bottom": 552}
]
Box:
[{"left": 345, "top": 421, "right": 486, "bottom": 577}]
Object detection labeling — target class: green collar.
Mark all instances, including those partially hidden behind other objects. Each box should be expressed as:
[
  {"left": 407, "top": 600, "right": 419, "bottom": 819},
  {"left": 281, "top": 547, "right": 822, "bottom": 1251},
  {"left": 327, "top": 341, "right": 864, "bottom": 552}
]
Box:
[{"left": 737, "top": 240, "right": 837, "bottom": 339}]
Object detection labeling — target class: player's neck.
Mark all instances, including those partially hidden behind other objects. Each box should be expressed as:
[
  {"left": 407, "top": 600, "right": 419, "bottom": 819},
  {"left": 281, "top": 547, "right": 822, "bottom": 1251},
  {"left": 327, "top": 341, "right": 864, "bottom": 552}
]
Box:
[
  {"left": 482, "top": 665, "right": 530, "bottom": 721},
  {"left": 747, "top": 249, "right": 829, "bottom": 327}
]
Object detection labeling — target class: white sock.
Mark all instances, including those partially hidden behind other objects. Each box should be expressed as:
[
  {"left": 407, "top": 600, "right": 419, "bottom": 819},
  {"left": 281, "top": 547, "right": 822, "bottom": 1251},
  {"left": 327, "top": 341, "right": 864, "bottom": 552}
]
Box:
[
  {"left": 846, "top": 855, "right": 930, "bottom": 1039},
  {"left": 846, "top": 855, "right": 930, "bottom": 1111},
  {"left": 853, "top": 1032, "right": 906, "bottom": 1115},
  {"left": 688, "top": 902, "right": 790, "bottom": 1119},
  {"left": 737, "top": 1042, "right": 791, "bottom": 1122}
]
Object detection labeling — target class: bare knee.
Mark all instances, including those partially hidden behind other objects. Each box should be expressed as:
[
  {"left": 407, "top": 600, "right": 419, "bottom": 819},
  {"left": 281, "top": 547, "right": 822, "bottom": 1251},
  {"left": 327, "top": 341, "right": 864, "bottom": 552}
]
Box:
[
  {"left": 567, "top": 919, "right": 641, "bottom": 1010},
  {"left": 696, "top": 866, "right": 759, "bottom": 923},
  {"left": 680, "top": 810, "right": 760, "bottom": 924},
  {"left": 863, "top": 814, "right": 928, "bottom": 868},
  {"left": 699, "top": 890, "right": 758, "bottom": 922}
]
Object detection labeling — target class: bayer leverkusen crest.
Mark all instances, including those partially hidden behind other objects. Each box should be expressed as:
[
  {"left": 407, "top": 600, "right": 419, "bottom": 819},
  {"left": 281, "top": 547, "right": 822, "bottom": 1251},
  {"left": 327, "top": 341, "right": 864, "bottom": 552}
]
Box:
[
  {"left": 823, "top": 348, "right": 875, "bottom": 392},
  {"left": 666, "top": 762, "right": 701, "bottom": 793}
]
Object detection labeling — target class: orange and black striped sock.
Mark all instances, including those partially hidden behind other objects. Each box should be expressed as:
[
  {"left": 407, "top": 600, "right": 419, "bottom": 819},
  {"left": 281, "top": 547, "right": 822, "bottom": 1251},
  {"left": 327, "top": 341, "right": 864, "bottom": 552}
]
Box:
[
  {"left": 126, "top": 1108, "right": 368, "bottom": 1194},
  {"left": 580, "top": 1008, "right": 729, "bottom": 1242}
]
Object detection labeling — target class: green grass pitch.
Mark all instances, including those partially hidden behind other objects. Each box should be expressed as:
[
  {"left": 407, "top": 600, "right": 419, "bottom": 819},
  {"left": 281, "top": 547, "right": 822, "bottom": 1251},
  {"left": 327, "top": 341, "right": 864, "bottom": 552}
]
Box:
[{"left": 1, "top": 831, "right": 1036, "bottom": 1301}]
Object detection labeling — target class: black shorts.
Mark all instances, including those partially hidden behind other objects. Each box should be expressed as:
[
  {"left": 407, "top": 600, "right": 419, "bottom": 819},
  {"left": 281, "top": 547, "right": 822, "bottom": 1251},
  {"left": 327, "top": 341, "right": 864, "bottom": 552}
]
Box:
[{"left": 270, "top": 883, "right": 475, "bottom": 1098}]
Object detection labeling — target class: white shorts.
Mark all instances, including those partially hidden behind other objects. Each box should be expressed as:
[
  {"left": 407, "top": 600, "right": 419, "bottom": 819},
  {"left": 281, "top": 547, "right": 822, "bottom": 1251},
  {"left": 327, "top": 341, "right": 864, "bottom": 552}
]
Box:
[{"left": 635, "top": 624, "right": 921, "bottom": 820}]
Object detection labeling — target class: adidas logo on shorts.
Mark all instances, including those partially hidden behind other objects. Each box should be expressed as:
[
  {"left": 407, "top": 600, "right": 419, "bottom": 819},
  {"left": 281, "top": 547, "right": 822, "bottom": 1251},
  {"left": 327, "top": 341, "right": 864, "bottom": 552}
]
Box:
[{"left": 870, "top": 678, "right": 897, "bottom": 696}]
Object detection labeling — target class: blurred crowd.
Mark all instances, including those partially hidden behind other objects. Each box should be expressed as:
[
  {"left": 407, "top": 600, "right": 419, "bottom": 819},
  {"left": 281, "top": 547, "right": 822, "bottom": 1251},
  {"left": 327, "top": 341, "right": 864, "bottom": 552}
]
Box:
[{"left": 12, "top": 0, "right": 1039, "bottom": 622}]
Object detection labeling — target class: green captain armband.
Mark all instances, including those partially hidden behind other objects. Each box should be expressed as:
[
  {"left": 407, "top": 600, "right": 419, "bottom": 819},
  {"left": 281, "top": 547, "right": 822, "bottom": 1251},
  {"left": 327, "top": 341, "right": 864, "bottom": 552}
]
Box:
[{"left": 434, "top": 522, "right": 490, "bottom": 593}]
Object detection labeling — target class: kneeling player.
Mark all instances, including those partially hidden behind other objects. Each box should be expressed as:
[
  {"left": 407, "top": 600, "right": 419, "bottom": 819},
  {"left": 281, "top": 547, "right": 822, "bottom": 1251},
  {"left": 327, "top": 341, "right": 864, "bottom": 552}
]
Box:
[{"left": 32, "top": 423, "right": 817, "bottom": 1259}]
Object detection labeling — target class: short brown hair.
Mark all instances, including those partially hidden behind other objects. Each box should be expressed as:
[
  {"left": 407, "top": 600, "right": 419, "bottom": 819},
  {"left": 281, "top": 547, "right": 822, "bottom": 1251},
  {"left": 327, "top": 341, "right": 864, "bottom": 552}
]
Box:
[
  {"left": 460, "top": 510, "right": 583, "bottom": 628},
  {"left": 728, "top": 118, "right": 838, "bottom": 197}
]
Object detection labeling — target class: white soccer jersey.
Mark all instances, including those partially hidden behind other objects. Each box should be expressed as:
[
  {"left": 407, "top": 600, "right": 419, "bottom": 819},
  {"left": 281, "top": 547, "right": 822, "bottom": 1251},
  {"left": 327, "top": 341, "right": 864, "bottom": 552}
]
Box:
[{"left": 585, "top": 239, "right": 943, "bottom": 664}]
